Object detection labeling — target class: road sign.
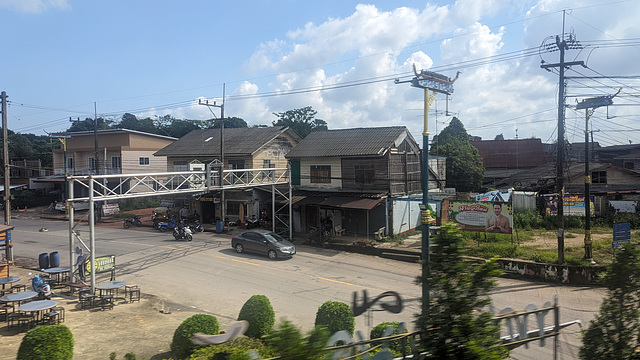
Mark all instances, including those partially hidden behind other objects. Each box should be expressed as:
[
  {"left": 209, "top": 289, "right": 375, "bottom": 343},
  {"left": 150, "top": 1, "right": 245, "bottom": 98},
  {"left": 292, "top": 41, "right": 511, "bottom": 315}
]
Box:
[{"left": 612, "top": 223, "right": 631, "bottom": 249}]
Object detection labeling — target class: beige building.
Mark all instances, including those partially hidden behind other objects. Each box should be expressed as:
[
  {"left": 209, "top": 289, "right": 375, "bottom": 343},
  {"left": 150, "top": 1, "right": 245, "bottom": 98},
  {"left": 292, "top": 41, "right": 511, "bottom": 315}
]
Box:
[
  {"left": 154, "top": 126, "right": 302, "bottom": 223},
  {"left": 51, "top": 129, "right": 177, "bottom": 196}
]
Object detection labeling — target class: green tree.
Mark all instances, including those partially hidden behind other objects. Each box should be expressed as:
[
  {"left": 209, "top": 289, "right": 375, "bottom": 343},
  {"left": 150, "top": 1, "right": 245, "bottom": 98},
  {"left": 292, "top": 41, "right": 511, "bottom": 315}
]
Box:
[
  {"left": 494, "top": 133, "right": 504, "bottom": 141},
  {"left": 66, "top": 117, "right": 113, "bottom": 132},
  {"left": 579, "top": 243, "right": 640, "bottom": 359},
  {"left": 415, "top": 222, "right": 508, "bottom": 359},
  {"left": 430, "top": 117, "right": 484, "bottom": 192},
  {"left": 117, "top": 113, "right": 158, "bottom": 134},
  {"left": 207, "top": 116, "right": 249, "bottom": 129},
  {"left": 272, "top": 106, "right": 327, "bottom": 138}
]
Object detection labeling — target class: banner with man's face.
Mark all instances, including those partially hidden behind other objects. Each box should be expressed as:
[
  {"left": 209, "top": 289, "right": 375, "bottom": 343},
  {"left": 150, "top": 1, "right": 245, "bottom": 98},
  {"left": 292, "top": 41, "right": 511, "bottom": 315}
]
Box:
[{"left": 448, "top": 201, "right": 513, "bottom": 234}]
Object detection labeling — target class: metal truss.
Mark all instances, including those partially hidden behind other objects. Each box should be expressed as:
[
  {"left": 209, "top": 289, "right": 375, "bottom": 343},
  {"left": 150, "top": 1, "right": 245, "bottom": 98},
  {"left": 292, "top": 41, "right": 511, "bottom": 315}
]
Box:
[{"left": 67, "top": 167, "right": 289, "bottom": 202}]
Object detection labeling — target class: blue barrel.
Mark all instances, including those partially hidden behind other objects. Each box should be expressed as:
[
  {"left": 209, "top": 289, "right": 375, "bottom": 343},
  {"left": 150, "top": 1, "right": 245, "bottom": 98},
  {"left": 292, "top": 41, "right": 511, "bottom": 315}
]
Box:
[
  {"left": 216, "top": 220, "right": 223, "bottom": 233},
  {"left": 49, "top": 251, "right": 60, "bottom": 268},
  {"left": 38, "top": 253, "right": 50, "bottom": 269}
]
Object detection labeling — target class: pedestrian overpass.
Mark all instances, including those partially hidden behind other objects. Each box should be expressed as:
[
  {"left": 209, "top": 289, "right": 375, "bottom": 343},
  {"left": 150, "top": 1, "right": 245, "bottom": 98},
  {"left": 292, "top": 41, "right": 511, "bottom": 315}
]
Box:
[{"left": 64, "top": 166, "right": 291, "bottom": 291}]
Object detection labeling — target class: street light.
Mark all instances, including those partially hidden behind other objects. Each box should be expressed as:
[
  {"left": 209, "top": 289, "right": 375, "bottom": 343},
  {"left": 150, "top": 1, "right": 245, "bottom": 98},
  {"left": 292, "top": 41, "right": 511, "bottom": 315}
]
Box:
[
  {"left": 575, "top": 90, "right": 618, "bottom": 260},
  {"left": 396, "top": 65, "right": 458, "bottom": 318}
]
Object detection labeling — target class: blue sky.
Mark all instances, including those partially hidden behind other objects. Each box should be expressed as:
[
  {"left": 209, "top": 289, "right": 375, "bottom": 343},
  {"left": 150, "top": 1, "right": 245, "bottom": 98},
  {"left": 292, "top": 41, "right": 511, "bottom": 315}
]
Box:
[{"left": 2, "top": 0, "right": 639, "bottom": 147}]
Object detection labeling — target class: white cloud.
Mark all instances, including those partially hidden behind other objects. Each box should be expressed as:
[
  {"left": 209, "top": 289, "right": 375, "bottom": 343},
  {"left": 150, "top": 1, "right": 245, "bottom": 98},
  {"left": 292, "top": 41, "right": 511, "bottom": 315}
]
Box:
[
  {"left": 235, "top": 0, "right": 639, "bottom": 146},
  {"left": 0, "top": 0, "right": 70, "bottom": 13}
]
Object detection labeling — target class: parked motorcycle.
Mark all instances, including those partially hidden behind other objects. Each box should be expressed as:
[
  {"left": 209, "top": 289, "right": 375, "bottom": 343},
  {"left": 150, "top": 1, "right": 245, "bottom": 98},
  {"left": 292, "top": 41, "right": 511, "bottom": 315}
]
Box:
[
  {"left": 173, "top": 221, "right": 193, "bottom": 241},
  {"left": 188, "top": 219, "right": 205, "bottom": 233},
  {"left": 246, "top": 215, "right": 260, "bottom": 229},
  {"left": 30, "top": 273, "right": 53, "bottom": 300},
  {"left": 123, "top": 215, "right": 142, "bottom": 229},
  {"left": 157, "top": 217, "right": 178, "bottom": 232}
]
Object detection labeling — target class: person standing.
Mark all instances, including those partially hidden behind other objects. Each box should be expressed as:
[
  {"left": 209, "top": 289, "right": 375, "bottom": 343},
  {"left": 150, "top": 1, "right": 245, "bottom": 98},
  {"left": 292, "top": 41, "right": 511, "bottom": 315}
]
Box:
[
  {"left": 179, "top": 205, "right": 189, "bottom": 220},
  {"left": 485, "top": 203, "right": 512, "bottom": 234}
]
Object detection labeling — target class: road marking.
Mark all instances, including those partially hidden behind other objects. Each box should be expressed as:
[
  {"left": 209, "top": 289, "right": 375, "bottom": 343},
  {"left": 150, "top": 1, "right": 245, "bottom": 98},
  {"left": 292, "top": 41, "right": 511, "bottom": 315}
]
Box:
[
  {"left": 318, "top": 277, "right": 353, "bottom": 286},
  {"left": 231, "top": 259, "right": 260, "bottom": 266}
]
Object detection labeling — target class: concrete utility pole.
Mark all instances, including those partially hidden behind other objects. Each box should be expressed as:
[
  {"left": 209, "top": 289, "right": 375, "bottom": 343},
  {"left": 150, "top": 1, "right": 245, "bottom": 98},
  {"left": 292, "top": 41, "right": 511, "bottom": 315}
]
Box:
[
  {"left": 2, "top": 91, "right": 10, "bottom": 225},
  {"left": 198, "top": 84, "right": 226, "bottom": 223},
  {"left": 540, "top": 12, "right": 584, "bottom": 264}
]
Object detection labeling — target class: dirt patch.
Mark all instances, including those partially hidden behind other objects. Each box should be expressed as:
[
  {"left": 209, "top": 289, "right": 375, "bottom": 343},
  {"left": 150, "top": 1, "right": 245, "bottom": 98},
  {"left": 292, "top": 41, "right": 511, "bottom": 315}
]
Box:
[
  {"left": 0, "top": 262, "right": 198, "bottom": 359},
  {"left": 524, "top": 232, "right": 611, "bottom": 249}
]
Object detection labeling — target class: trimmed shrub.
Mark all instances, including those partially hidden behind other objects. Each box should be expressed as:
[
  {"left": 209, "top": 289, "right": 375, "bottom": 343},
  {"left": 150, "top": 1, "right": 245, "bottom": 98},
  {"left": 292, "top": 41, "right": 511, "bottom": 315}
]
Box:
[
  {"left": 263, "top": 320, "right": 330, "bottom": 360},
  {"left": 171, "top": 314, "right": 220, "bottom": 359},
  {"left": 190, "top": 336, "right": 273, "bottom": 360},
  {"left": 369, "top": 322, "right": 411, "bottom": 356},
  {"left": 314, "top": 301, "right": 355, "bottom": 335},
  {"left": 17, "top": 324, "right": 74, "bottom": 360},
  {"left": 237, "top": 295, "right": 275, "bottom": 339}
]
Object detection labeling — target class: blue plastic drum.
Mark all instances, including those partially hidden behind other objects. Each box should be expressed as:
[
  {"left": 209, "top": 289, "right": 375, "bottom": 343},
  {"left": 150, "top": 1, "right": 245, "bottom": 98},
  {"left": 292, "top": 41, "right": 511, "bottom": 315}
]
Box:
[
  {"left": 49, "top": 251, "right": 60, "bottom": 268},
  {"left": 38, "top": 252, "right": 49, "bottom": 269}
]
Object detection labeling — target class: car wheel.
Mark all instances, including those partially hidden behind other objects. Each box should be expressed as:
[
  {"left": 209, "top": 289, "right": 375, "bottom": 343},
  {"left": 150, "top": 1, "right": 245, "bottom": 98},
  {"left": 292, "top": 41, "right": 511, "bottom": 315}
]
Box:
[
  {"left": 235, "top": 244, "right": 244, "bottom": 253},
  {"left": 268, "top": 250, "right": 277, "bottom": 260}
]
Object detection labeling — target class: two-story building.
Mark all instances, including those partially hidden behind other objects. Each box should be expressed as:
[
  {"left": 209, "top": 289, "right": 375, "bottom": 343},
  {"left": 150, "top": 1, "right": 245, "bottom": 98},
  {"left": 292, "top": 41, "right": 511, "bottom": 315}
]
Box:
[
  {"left": 153, "top": 126, "right": 302, "bottom": 224},
  {"left": 47, "top": 129, "right": 177, "bottom": 199},
  {"left": 285, "top": 126, "right": 442, "bottom": 238}
]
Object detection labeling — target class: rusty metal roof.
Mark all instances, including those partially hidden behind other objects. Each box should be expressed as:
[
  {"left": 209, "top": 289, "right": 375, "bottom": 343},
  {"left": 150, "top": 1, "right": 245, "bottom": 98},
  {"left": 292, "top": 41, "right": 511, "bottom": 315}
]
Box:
[
  {"left": 286, "top": 126, "right": 415, "bottom": 158},
  {"left": 470, "top": 139, "right": 548, "bottom": 169}
]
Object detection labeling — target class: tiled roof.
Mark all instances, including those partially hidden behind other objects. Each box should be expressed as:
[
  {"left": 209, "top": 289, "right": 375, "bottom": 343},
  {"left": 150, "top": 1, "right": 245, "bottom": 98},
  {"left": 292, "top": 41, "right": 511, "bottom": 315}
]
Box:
[
  {"left": 154, "top": 127, "right": 294, "bottom": 157},
  {"left": 285, "top": 126, "right": 413, "bottom": 158}
]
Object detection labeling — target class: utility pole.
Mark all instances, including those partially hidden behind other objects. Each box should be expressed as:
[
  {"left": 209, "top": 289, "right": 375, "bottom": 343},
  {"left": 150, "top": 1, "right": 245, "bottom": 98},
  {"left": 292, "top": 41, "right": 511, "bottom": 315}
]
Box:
[
  {"left": 1, "top": 91, "right": 10, "bottom": 226},
  {"left": 540, "top": 12, "right": 583, "bottom": 264},
  {"left": 576, "top": 91, "right": 617, "bottom": 260},
  {"left": 198, "top": 84, "right": 226, "bottom": 224}
]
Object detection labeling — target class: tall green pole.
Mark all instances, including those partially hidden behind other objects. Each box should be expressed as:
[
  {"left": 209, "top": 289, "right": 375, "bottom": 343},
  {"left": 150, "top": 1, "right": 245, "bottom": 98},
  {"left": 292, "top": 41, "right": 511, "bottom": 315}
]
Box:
[{"left": 422, "top": 89, "right": 436, "bottom": 314}]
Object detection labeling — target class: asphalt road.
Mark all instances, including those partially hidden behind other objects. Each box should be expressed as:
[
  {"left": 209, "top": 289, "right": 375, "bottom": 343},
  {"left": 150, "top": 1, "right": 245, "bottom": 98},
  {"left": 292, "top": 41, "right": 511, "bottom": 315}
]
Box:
[{"left": 8, "top": 218, "right": 606, "bottom": 359}]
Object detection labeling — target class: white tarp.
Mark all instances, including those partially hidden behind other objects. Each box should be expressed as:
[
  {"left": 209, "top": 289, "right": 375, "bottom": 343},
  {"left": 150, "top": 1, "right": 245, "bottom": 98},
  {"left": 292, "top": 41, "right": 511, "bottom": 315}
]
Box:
[{"left": 609, "top": 200, "right": 637, "bottom": 213}]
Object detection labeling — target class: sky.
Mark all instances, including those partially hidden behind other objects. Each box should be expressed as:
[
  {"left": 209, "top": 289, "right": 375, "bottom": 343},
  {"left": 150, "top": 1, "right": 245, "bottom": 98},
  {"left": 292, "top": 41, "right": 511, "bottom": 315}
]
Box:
[{"left": 1, "top": 0, "right": 639, "bottom": 148}]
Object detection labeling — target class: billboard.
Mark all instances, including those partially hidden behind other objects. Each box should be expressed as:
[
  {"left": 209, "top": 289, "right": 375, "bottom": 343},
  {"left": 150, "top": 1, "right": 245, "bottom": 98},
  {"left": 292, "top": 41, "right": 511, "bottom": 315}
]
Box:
[
  {"left": 544, "top": 194, "right": 594, "bottom": 216},
  {"left": 448, "top": 201, "right": 513, "bottom": 234}
]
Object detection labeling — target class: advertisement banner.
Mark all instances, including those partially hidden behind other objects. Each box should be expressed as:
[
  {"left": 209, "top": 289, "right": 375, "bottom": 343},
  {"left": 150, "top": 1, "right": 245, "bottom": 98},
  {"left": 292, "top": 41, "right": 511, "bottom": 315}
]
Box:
[
  {"left": 544, "top": 194, "right": 595, "bottom": 216},
  {"left": 448, "top": 201, "right": 513, "bottom": 234}
]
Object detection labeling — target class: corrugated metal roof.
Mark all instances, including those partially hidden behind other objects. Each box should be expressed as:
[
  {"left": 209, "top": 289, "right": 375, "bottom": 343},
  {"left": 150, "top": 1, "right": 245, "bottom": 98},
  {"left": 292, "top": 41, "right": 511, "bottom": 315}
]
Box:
[
  {"left": 154, "top": 127, "right": 296, "bottom": 157},
  {"left": 470, "top": 139, "right": 548, "bottom": 169},
  {"left": 286, "top": 126, "right": 412, "bottom": 158}
]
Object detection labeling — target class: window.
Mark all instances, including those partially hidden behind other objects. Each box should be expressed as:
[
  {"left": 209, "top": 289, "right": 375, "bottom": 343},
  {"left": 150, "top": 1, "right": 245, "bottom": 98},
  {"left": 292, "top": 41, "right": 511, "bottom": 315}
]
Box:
[
  {"left": 139, "top": 157, "right": 150, "bottom": 166},
  {"left": 310, "top": 165, "right": 331, "bottom": 183},
  {"left": 226, "top": 201, "right": 245, "bottom": 216},
  {"left": 263, "top": 160, "right": 272, "bottom": 168},
  {"left": 355, "top": 164, "right": 375, "bottom": 184},
  {"left": 173, "top": 161, "right": 188, "bottom": 171},
  {"left": 88, "top": 157, "right": 97, "bottom": 170},
  {"left": 66, "top": 157, "right": 73, "bottom": 170},
  {"left": 591, "top": 171, "right": 607, "bottom": 184},
  {"left": 111, "top": 156, "right": 121, "bottom": 169},
  {"left": 229, "top": 160, "right": 245, "bottom": 169}
]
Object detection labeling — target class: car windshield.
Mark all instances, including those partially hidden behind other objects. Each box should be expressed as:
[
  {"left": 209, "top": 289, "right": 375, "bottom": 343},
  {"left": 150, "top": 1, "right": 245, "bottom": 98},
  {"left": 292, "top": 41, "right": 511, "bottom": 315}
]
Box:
[{"left": 262, "top": 232, "right": 286, "bottom": 244}]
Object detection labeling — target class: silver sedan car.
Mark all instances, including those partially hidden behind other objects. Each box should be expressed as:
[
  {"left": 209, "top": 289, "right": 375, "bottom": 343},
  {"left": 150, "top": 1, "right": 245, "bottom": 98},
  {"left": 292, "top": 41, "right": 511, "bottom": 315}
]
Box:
[{"left": 231, "top": 231, "right": 296, "bottom": 259}]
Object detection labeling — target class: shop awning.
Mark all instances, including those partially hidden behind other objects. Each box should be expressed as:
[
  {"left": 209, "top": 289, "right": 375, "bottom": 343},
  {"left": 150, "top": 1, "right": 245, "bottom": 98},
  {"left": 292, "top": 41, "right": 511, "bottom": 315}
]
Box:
[{"left": 319, "top": 197, "right": 383, "bottom": 210}]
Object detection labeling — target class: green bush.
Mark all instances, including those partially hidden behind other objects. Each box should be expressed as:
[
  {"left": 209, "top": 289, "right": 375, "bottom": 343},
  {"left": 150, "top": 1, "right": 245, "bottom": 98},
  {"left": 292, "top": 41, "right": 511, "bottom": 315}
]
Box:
[
  {"left": 190, "top": 336, "right": 273, "bottom": 360},
  {"left": 314, "top": 301, "right": 355, "bottom": 335},
  {"left": 171, "top": 314, "right": 220, "bottom": 359},
  {"left": 369, "top": 322, "right": 411, "bottom": 357},
  {"left": 17, "top": 324, "right": 74, "bottom": 360},
  {"left": 263, "top": 320, "right": 329, "bottom": 360},
  {"left": 237, "top": 295, "right": 275, "bottom": 339}
]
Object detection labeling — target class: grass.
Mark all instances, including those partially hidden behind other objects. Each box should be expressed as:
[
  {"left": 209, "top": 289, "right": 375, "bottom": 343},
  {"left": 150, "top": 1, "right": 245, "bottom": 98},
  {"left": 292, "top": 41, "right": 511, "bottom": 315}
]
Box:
[{"left": 456, "top": 227, "right": 627, "bottom": 266}]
